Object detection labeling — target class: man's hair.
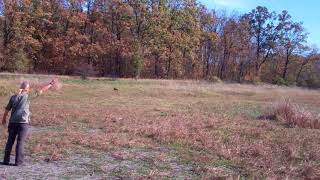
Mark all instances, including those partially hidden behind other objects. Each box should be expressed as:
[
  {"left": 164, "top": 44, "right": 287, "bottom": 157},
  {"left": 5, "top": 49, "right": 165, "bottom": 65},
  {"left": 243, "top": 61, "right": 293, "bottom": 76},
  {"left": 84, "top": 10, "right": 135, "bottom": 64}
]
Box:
[{"left": 20, "top": 81, "right": 30, "bottom": 90}]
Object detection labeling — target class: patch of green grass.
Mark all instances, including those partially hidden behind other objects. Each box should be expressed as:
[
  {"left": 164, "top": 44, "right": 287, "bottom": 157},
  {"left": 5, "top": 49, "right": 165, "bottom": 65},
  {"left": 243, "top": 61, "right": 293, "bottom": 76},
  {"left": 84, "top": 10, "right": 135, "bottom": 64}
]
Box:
[
  {"left": 109, "top": 166, "right": 131, "bottom": 178},
  {"left": 155, "top": 163, "right": 172, "bottom": 172},
  {"left": 81, "top": 161, "right": 105, "bottom": 175},
  {"left": 212, "top": 158, "right": 233, "bottom": 168},
  {"left": 229, "top": 102, "right": 262, "bottom": 118},
  {"left": 169, "top": 142, "right": 185, "bottom": 151},
  {"left": 159, "top": 111, "right": 168, "bottom": 117},
  {"left": 63, "top": 78, "right": 103, "bottom": 85},
  {"left": 141, "top": 156, "right": 157, "bottom": 168}
]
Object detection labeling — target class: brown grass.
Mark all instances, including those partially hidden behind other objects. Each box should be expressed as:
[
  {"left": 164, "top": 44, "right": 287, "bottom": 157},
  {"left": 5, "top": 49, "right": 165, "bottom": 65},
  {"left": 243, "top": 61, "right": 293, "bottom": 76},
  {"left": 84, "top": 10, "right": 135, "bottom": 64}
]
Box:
[
  {"left": 0, "top": 75, "right": 320, "bottom": 178},
  {"left": 271, "top": 99, "right": 320, "bottom": 129}
]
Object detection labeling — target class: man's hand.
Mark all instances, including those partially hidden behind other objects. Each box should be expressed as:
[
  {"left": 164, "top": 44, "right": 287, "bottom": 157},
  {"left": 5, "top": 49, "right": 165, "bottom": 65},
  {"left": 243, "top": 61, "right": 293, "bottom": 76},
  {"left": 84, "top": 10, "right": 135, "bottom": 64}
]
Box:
[
  {"left": 2, "top": 110, "right": 9, "bottom": 126},
  {"left": 38, "top": 78, "right": 59, "bottom": 94},
  {"left": 1, "top": 119, "right": 6, "bottom": 126},
  {"left": 50, "top": 78, "right": 58, "bottom": 86}
]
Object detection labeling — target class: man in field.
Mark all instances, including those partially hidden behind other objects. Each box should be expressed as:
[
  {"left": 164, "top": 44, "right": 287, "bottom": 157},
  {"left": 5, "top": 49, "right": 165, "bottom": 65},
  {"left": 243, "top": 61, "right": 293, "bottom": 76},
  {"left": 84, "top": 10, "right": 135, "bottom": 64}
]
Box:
[{"left": 1, "top": 79, "right": 57, "bottom": 166}]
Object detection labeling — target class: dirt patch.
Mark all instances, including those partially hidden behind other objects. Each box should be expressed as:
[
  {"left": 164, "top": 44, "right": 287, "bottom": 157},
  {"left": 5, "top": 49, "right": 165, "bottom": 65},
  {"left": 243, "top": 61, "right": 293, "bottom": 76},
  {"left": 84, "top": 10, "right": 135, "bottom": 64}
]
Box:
[{"left": 0, "top": 147, "right": 209, "bottom": 179}]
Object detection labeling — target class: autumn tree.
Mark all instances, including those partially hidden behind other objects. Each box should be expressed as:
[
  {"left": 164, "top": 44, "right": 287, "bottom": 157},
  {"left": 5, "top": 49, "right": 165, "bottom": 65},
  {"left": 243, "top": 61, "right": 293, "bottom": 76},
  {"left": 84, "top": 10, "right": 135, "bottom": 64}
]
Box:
[
  {"left": 198, "top": 5, "right": 217, "bottom": 79},
  {"left": 295, "top": 46, "right": 319, "bottom": 83},
  {"left": 0, "top": 1, "right": 318, "bottom": 87},
  {"left": 277, "top": 10, "right": 307, "bottom": 80},
  {"left": 244, "top": 6, "right": 277, "bottom": 80}
]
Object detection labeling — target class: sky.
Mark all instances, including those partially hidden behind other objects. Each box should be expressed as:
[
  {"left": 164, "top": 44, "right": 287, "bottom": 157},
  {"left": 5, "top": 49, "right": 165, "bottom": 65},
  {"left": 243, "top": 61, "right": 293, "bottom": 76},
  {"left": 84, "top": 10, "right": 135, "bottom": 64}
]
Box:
[{"left": 199, "top": 0, "right": 320, "bottom": 48}]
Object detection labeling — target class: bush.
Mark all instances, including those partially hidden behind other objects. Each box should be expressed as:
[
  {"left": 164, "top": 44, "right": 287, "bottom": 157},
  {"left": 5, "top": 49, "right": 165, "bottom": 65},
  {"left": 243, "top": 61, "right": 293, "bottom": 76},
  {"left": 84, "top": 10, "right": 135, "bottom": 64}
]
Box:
[
  {"left": 132, "top": 52, "right": 144, "bottom": 79},
  {"left": 3, "top": 49, "right": 32, "bottom": 73},
  {"left": 252, "top": 76, "right": 263, "bottom": 85},
  {"left": 270, "top": 99, "right": 320, "bottom": 129},
  {"left": 298, "top": 77, "right": 320, "bottom": 89},
  {"left": 207, "top": 76, "right": 222, "bottom": 83},
  {"left": 272, "top": 76, "right": 293, "bottom": 86},
  {"left": 74, "top": 63, "right": 98, "bottom": 80},
  {"left": 0, "top": 85, "right": 15, "bottom": 97}
]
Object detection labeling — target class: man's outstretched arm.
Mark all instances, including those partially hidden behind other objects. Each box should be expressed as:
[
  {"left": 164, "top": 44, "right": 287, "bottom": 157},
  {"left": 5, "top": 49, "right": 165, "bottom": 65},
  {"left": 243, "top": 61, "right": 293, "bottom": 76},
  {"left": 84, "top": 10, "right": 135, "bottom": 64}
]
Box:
[
  {"left": 38, "top": 83, "right": 53, "bottom": 95},
  {"left": 2, "top": 109, "right": 9, "bottom": 126},
  {"left": 37, "top": 79, "right": 57, "bottom": 95}
]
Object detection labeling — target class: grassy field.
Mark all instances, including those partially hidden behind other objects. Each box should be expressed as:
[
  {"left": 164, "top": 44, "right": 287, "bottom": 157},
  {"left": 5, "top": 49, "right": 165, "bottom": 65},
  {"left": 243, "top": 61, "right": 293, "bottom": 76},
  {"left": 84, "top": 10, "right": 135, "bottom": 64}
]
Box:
[{"left": 0, "top": 74, "right": 319, "bottom": 179}]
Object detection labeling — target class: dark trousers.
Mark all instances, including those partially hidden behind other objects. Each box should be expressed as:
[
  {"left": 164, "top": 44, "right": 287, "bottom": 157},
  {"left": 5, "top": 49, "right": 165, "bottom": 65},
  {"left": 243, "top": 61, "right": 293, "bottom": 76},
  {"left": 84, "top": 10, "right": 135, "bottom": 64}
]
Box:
[{"left": 3, "top": 123, "right": 29, "bottom": 165}]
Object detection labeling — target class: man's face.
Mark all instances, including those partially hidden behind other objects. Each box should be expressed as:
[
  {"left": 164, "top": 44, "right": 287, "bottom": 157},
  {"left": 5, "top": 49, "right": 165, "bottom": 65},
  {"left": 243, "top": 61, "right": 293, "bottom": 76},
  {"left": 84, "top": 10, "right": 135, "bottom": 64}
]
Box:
[{"left": 25, "top": 84, "right": 30, "bottom": 92}]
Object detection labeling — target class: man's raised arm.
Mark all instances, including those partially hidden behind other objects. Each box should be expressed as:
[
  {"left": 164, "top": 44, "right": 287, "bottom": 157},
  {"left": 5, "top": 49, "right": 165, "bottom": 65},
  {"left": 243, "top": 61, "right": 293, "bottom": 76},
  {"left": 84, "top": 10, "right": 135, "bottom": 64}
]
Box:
[{"left": 38, "top": 78, "right": 57, "bottom": 95}]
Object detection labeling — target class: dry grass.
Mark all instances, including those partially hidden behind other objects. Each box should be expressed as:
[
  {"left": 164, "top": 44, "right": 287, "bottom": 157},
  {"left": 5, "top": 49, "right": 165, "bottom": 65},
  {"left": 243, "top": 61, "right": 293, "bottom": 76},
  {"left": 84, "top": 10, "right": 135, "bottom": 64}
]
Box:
[
  {"left": 0, "top": 74, "right": 320, "bottom": 178},
  {"left": 270, "top": 99, "right": 320, "bottom": 129}
]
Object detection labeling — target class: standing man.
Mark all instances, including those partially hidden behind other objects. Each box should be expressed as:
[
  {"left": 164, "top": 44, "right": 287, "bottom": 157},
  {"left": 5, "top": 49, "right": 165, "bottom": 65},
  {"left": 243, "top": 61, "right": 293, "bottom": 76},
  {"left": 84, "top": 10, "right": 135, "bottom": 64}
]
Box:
[{"left": 2, "top": 78, "right": 57, "bottom": 166}]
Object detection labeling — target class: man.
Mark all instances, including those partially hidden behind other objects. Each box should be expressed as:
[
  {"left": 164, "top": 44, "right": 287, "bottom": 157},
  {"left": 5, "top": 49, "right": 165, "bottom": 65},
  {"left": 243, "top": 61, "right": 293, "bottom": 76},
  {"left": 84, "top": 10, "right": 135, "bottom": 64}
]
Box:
[{"left": 2, "top": 79, "right": 57, "bottom": 166}]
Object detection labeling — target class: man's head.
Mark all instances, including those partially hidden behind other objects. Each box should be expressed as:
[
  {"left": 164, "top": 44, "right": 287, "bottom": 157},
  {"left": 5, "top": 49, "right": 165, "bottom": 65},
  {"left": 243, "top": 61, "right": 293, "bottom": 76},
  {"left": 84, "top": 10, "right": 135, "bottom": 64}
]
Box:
[{"left": 20, "top": 81, "right": 30, "bottom": 92}]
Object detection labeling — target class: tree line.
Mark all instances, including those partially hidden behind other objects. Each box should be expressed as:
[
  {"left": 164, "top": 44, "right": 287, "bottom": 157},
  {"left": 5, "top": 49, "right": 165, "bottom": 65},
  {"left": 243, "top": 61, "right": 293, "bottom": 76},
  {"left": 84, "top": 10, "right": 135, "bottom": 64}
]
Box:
[{"left": 0, "top": 0, "right": 319, "bottom": 87}]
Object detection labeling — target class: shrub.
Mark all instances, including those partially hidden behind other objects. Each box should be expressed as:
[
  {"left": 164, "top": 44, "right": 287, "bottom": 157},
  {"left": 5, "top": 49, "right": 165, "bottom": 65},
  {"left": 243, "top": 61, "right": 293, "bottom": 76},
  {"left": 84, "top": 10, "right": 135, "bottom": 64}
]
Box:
[
  {"left": 252, "top": 76, "right": 262, "bottom": 85},
  {"left": 132, "top": 51, "right": 144, "bottom": 79},
  {"left": 207, "top": 76, "right": 222, "bottom": 83},
  {"left": 271, "top": 99, "right": 320, "bottom": 129},
  {"left": 0, "top": 85, "right": 14, "bottom": 96},
  {"left": 74, "top": 63, "right": 98, "bottom": 80},
  {"left": 2, "top": 49, "right": 32, "bottom": 73},
  {"left": 298, "top": 77, "right": 320, "bottom": 89},
  {"left": 272, "top": 76, "right": 291, "bottom": 86}
]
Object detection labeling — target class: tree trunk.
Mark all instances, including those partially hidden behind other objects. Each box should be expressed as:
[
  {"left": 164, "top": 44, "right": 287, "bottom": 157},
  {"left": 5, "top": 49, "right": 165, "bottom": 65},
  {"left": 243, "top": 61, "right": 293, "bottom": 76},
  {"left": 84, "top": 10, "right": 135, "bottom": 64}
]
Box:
[
  {"left": 220, "top": 48, "right": 228, "bottom": 79},
  {"left": 154, "top": 54, "right": 159, "bottom": 78},
  {"left": 296, "top": 65, "right": 303, "bottom": 83},
  {"left": 255, "top": 33, "right": 261, "bottom": 78},
  {"left": 206, "top": 54, "right": 210, "bottom": 79},
  {"left": 3, "top": 18, "right": 9, "bottom": 48},
  {"left": 238, "top": 61, "right": 245, "bottom": 83},
  {"left": 166, "top": 46, "right": 172, "bottom": 78},
  {"left": 295, "top": 59, "right": 309, "bottom": 82},
  {"left": 201, "top": 45, "right": 205, "bottom": 78},
  {"left": 282, "top": 49, "right": 290, "bottom": 79}
]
